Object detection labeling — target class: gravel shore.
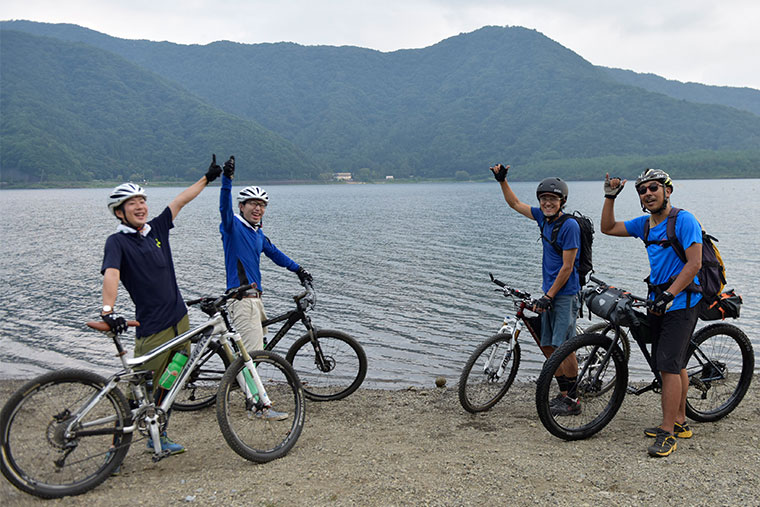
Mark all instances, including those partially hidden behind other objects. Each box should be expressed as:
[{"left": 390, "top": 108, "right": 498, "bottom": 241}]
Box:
[{"left": 1, "top": 375, "right": 759, "bottom": 506}]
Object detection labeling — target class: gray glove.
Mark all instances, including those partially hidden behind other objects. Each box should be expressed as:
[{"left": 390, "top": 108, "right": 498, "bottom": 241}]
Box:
[{"left": 604, "top": 174, "right": 625, "bottom": 199}]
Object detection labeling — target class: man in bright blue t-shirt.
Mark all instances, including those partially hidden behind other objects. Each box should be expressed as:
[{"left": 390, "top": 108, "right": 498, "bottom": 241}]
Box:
[
  {"left": 491, "top": 163, "right": 581, "bottom": 417},
  {"left": 601, "top": 168, "right": 702, "bottom": 458}
]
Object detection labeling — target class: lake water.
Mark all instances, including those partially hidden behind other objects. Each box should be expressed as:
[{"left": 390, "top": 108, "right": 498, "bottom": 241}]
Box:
[{"left": 1, "top": 179, "right": 758, "bottom": 387}]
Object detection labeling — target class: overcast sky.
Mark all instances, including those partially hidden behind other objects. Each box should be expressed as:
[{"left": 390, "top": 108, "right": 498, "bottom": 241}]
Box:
[{"left": 2, "top": 0, "right": 758, "bottom": 90}]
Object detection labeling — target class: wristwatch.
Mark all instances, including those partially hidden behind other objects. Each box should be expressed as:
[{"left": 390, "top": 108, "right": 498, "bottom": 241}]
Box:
[{"left": 102, "top": 305, "right": 113, "bottom": 314}]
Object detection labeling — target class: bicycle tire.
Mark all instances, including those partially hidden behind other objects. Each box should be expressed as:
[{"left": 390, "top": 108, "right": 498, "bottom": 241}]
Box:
[
  {"left": 285, "top": 330, "right": 367, "bottom": 401},
  {"left": 216, "top": 352, "right": 305, "bottom": 463},
  {"left": 684, "top": 323, "right": 754, "bottom": 422},
  {"left": 458, "top": 333, "right": 520, "bottom": 413},
  {"left": 583, "top": 322, "right": 631, "bottom": 362},
  {"left": 536, "top": 333, "right": 628, "bottom": 440},
  {"left": 0, "top": 369, "right": 132, "bottom": 499},
  {"left": 173, "top": 342, "right": 231, "bottom": 411}
]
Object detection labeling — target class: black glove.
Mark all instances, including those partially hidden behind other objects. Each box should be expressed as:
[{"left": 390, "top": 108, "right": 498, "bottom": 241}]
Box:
[
  {"left": 102, "top": 312, "right": 128, "bottom": 335},
  {"left": 534, "top": 294, "right": 553, "bottom": 312},
  {"left": 491, "top": 163, "right": 509, "bottom": 182},
  {"left": 650, "top": 291, "right": 674, "bottom": 315},
  {"left": 205, "top": 154, "right": 222, "bottom": 183},
  {"left": 223, "top": 156, "right": 235, "bottom": 179},
  {"left": 296, "top": 267, "right": 313, "bottom": 284},
  {"left": 604, "top": 173, "right": 625, "bottom": 199}
]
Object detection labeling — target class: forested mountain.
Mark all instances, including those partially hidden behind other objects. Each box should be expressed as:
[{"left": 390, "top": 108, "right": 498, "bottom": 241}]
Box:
[
  {"left": 602, "top": 67, "right": 760, "bottom": 117},
  {"left": 0, "top": 29, "right": 321, "bottom": 184},
  {"left": 2, "top": 20, "right": 759, "bottom": 184}
]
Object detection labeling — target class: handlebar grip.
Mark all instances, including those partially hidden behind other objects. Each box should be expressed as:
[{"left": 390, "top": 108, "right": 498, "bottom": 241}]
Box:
[
  {"left": 87, "top": 321, "right": 140, "bottom": 332},
  {"left": 589, "top": 275, "right": 604, "bottom": 285},
  {"left": 186, "top": 298, "right": 202, "bottom": 306}
]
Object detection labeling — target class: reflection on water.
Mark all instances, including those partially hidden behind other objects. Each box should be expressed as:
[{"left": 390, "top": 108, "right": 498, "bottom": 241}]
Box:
[{"left": 1, "top": 179, "right": 758, "bottom": 387}]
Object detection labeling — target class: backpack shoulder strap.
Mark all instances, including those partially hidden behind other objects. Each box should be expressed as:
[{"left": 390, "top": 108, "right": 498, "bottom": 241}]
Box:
[
  {"left": 666, "top": 208, "right": 687, "bottom": 263},
  {"left": 541, "top": 214, "right": 571, "bottom": 255}
]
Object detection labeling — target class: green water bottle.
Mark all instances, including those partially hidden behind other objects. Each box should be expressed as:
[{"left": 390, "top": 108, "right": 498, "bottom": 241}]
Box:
[{"left": 158, "top": 352, "right": 188, "bottom": 389}]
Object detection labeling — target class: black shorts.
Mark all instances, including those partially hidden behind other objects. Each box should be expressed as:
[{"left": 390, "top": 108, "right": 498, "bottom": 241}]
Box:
[{"left": 649, "top": 305, "right": 700, "bottom": 374}]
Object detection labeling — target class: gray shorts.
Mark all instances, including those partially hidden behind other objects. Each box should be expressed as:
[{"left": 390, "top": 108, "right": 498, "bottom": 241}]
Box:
[{"left": 540, "top": 293, "right": 580, "bottom": 348}]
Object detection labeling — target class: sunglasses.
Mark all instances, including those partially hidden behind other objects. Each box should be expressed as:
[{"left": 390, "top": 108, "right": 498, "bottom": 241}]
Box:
[{"left": 637, "top": 183, "right": 662, "bottom": 195}]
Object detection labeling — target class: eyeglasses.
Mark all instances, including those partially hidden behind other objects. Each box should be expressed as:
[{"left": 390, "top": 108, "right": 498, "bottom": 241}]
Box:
[
  {"left": 246, "top": 201, "right": 267, "bottom": 209},
  {"left": 539, "top": 194, "right": 561, "bottom": 203},
  {"left": 637, "top": 183, "right": 662, "bottom": 195}
]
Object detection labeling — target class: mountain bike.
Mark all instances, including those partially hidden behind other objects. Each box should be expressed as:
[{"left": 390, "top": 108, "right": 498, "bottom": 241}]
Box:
[
  {"left": 174, "top": 279, "right": 366, "bottom": 411},
  {"left": 0, "top": 285, "right": 305, "bottom": 499},
  {"left": 458, "top": 274, "right": 594, "bottom": 413},
  {"left": 535, "top": 275, "right": 754, "bottom": 440}
]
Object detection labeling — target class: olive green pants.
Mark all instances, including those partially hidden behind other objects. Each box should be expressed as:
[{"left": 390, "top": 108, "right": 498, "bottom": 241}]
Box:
[{"left": 133, "top": 314, "right": 191, "bottom": 396}]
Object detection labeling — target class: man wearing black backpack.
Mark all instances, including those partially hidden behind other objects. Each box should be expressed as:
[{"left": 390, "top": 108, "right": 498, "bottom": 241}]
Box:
[
  {"left": 601, "top": 169, "right": 702, "bottom": 458},
  {"left": 491, "top": 164, "right": 581, "bottom": 416}
]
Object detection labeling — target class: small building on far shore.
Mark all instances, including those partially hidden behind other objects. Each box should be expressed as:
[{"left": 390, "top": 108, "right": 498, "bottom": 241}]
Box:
[
  {"left": 334, "top": 172, "right": 352, "bottom": 181},
  {"left": 385, "top": 175, "right": 394, "bottom": 180}
]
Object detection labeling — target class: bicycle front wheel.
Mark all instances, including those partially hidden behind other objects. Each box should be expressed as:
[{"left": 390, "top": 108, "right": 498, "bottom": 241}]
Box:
[
  {"left": 458, "top": 333, "right": 520, "bottom": 413},
  {"left": 216, "top": 352, "right": 305, "bottom": 463},
  {"left": 583, "top": 322, "right": 631, "bottom": 363},
  {"left": 0, "top": 369, "right": 132, "bottom": 499},
  {"left": 685, "top": 323, "right": 754, "bottom": 422},
  {"left": 285, "top": 330, "right": 367, "bottom": 401},
  {"left": 174, "top": 342, "right": 230, "bottom": 411},
  {"left": 536, "top": 333, "right": 628, "bottom": 440}
]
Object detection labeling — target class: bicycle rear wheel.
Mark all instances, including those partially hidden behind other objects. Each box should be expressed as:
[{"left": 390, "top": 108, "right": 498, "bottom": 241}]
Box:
[
  {"left": 174, "top": 342, "right": 230, "bottom": 411},
  {"left": 536, "top": 333, "right": 628, "bottom": 440},
  {"left": 0, "top": 369, "right": 132, "bottom": 499},
  {"left": 216, "top": 352, "right": 305, "bottom": 463},
  {"left": 458, "top": 333, "right": 520, "bottom": 413},
  {"left": 285, "top": 330, "right": 367, "bottom": 401},
  {"left": 685, "top": 323, "right": 754, "bottom": 422}
]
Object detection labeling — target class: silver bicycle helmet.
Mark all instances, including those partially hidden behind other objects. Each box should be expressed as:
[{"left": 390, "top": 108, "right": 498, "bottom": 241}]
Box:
[
  {"left": 237, "top": 185, "right": 269, "bottom": 204},
  {"left": 108, "top": 183, "right": 146, "bottom": 216},
  {"left": 635, "top": 168, "right": 673, "bottom": 190}
]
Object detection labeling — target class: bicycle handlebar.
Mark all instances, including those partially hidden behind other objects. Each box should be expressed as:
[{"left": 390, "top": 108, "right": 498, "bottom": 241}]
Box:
[
  {"left": 489, "top": 273, "right": 534, "bottom": 303},
  {"left": 586, "top": 276, "right": 649, "bottom": 305},
  {"left": 86, "top": 320, "right": 140, "bottom": 332}
]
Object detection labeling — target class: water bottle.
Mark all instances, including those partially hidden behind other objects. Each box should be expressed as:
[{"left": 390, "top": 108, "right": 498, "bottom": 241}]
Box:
[{"left": 158, "top": 352, "right": 188, "bottom": 390}]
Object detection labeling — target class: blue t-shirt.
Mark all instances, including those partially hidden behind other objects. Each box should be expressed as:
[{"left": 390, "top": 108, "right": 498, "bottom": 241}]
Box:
[
  {"left": 624, "top": 210, "right": 703, "bottom": 312},
  {"left": 101, "top": 207, "right": 187, "bottom": 338},
  {"left": 219, "top": 175, "right": 299, "bottom": 291},
  {"left": 531, "top": 207, "right": 581, "bottom": 296}
]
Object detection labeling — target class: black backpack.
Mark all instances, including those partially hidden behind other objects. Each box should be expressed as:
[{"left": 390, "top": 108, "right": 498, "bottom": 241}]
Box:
[
  {"left": 542, "top": 211, "right": 594, "bottom": 285},
  {"left": 642, "top": 207, "right": 726, "bottom": 304}
]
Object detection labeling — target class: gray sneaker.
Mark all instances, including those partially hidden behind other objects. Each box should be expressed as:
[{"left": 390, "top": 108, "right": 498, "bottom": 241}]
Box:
[
  {"left": 549, "top": 394, "right": 564, "bottom": 408},
  {"left": 256, "top": 407, "right": 289, "bottom": 421},
  {"left": 550, "top": 395, "right": 581, "bottom": 416}
]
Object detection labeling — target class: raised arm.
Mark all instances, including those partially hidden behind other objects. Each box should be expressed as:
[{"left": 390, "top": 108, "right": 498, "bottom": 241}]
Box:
[
  {"left": 600, "top": 173, "right": 630, "bottom": 237},
  {"left": 490, "top": 164, "right": 532, "bottom": 219},
  {"left": 168, "top": 155, "right": 222, "bottom": 220}
]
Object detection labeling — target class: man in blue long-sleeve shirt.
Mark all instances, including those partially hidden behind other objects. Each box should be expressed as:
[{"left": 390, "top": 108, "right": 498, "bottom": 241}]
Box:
[{"left": 218, "top": 156, "right": 311, "bottom": 353}]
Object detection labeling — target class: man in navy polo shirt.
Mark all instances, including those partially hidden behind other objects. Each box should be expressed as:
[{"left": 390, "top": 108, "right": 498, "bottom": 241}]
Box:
[{"left": 100, "top": 155, "right": 222, "bottom": 455}]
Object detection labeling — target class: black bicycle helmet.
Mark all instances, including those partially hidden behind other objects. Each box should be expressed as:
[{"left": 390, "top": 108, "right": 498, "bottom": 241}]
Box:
[
  {"left": 635, "top": 168, "right": 672, "bottom": 190},
  {"left": 536, "top": 177, "right": 568, "bottom": 202}
]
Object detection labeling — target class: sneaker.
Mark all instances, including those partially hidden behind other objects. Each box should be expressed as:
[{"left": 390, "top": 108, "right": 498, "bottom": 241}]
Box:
[
  {"left": 548, "top": 394, "right": 564, "bottom": 408},
  {"left": 550, "top": 395, "right": 581, "bottom": 416},
  {"left": 104, "top": 448, "right": 121, "bottom": 476},
  {"left": 147, "top": 433, "right": 186, "bottom": 455},
  {"left": 255, "top": 407, "right": 289, "bottom": 421},
  {"left": 644, "top": 421, "right": 693, "bottom": 439},
  {"left": 647, "top": 428, "right": 677, "bottom": 457}
]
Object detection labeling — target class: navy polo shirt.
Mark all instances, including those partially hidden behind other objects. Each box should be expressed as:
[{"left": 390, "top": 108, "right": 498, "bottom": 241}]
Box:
[{"left": 101, "top": 207, "right": 187, "bottom": 338}]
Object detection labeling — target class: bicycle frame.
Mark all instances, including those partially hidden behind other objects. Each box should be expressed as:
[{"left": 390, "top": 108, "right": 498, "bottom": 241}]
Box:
[{"left": 72, "top": 307, "right": 275, "bottom": 459}]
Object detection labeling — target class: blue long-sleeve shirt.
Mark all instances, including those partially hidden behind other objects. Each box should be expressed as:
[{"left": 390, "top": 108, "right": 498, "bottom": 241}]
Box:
[{"left": 219, "top": 175, "right": 299, "bottom": 291}]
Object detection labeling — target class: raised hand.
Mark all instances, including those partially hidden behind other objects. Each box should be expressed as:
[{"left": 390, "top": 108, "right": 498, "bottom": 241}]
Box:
[{"left": 205, "top": 154, "right": 222, "bottom": 183}]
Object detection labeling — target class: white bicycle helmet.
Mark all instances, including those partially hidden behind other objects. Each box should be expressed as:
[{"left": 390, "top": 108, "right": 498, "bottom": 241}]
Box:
[
  {"left": 108, "top": 183, "right": 146, "bottom": 216},
  {"left": 237, "top": 186, "right": 269, "bottom": 204}
]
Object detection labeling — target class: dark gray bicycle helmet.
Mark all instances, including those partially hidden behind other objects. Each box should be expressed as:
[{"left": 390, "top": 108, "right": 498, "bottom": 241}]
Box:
[
  {"left": 635, "top": 168, "right": 673, "bottom": 190},
  {"left": 536, "top": 177, "right": 568, "bottom": 202}
]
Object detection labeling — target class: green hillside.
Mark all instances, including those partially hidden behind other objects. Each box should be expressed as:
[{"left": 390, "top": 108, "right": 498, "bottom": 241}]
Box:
[
  {"left": 2, "top": 21, "right": 760, "bottom": 183},
  {"left": 0, "top": 29, "right": 322, "bottom": 184}
]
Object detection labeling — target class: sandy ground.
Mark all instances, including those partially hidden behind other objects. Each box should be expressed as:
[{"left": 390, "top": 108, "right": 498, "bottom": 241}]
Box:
[{"left": 1, "top": 375, "right": 759, "bottom": 506}]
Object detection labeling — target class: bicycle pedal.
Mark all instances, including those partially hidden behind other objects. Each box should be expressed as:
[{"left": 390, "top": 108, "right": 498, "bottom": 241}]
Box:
[{"left": 151, "top": 450, "right": 171, "bottom": 462}]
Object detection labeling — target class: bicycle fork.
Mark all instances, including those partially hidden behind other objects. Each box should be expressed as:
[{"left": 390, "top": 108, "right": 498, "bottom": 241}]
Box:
[
  {"left": 225, "top": 332, "right": 273, "bottom": 410},
  {"left": 486, "top": 318, "right": 519, "bottom": 379}
]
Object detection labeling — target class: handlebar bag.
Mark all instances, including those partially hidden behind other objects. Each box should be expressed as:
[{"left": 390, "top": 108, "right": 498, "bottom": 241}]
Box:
[{"left": 583, "top": 286, "right": 637, "bottom": 327}]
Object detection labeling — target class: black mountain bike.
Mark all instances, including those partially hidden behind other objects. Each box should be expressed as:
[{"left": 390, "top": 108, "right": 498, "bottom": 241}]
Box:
[
  {"left": 536, "top": 275, "right": 754, "bottom": 440},
  {"left": 175, "top": 280, "right": 367, "bottom": 410}
]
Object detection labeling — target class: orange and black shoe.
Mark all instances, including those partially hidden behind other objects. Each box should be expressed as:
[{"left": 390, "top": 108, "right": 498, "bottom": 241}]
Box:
[
  {"left": 647, "top": 428, "right": 677, "bottom": 457},
  {"left": 644, "top": 421, "right": 693, "bottom": 439}
]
